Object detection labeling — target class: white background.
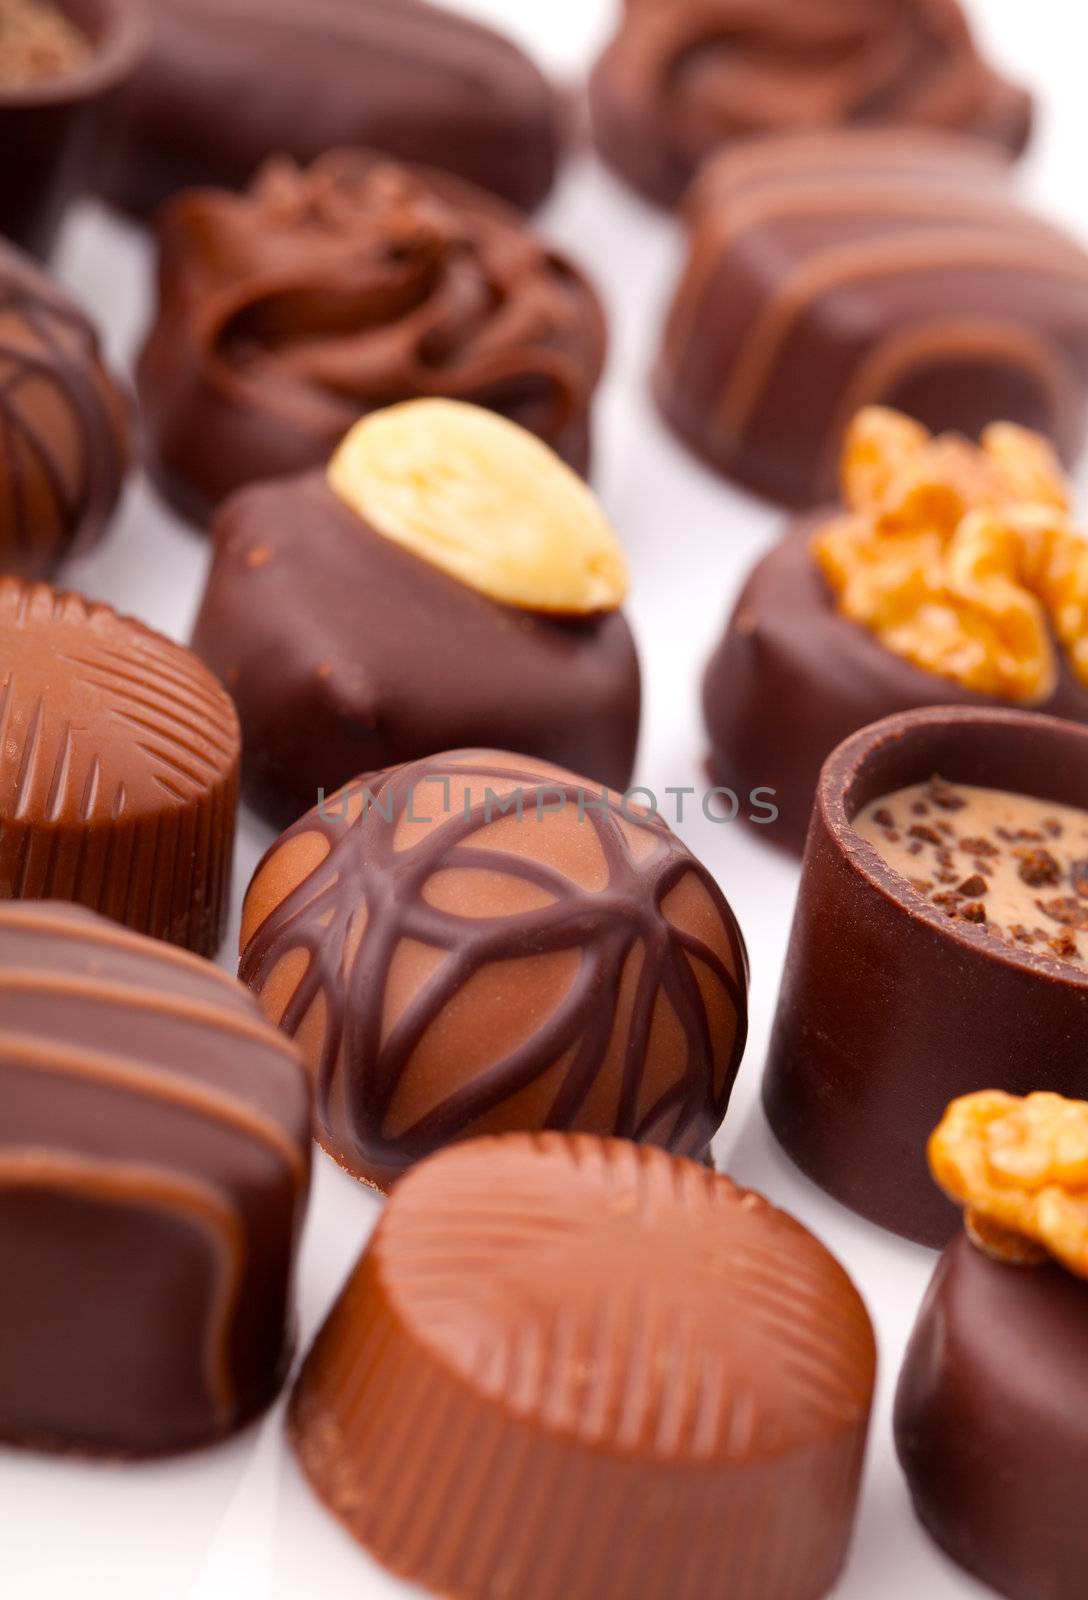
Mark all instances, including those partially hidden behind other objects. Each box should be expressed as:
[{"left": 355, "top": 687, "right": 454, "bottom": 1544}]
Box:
[{"left": 2, "top": 2, "right": 1081, "bottom": 1595}]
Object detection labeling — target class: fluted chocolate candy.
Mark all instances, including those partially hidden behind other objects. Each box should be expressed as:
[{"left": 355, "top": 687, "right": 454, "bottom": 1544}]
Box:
[
  {"left": 0, "top": 900, "right": 311, "bottom": 1457},
  {"left": 240, "top": 753, "right": 748, "bottom": 1188},
  {"left": 290, "top": 1134, "right": 876, "bottom": 1600},
  {"left": 137, "top": 151, "right": 606, "bottom": 523},
  {"left": 655, "top": 131, "right": 1088, "bottom": 506},
  {"left": 192, "top": 402, "right": 639, "bottom": 828},
  {"left": 590, "top": 0, "right": 1032, "bottom": 207},
  {"left": 0, "top": 578, "right": 239, "bottom": 953},
  {"left": 98, "top": 0, "right": 561, "bottom": 220},
  {"left": 0, "top": 238, "right": 128, "bottom": 576}
]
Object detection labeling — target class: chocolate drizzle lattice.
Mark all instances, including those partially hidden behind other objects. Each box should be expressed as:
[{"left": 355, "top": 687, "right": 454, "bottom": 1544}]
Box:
[{"left": 241, "top": 752, "right": 748, "bottom": 1186}]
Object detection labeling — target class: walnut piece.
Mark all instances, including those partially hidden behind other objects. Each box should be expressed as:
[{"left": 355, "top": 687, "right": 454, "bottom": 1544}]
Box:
[
  {"left": 929, "top": 1090, "right": 1088, "bottom": 1279},
  {"left": 812, "top": 408, "right": 1088, "bottom": 703}
]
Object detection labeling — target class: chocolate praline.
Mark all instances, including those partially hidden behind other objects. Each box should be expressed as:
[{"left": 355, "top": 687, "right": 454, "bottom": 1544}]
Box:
[
  {"left": 703, "top": 517, "right": 1088, "bottom": 857},
  {"left": 654, "top": 130, "right": 1088, "bottom": 506},
  {"left": 589, "top": 0, "right": 1032, "bottom": 208},
  {"left": 192, "top": 474, "right": 639, "bottom": 830},
  {"left": 136, "top": 151, "right": 606, "bottom": 524},
  {"left": 290, "top": 1134, "right": 875, "bottom": 1600},
  {"left": 0, "top": 237, "right": 129, "bottom": 576},
  {"left": 0, "top": 0, "right": 148, "bottom": 258},
  {"left": 0, "top": 576, "right": 239, "bottom": 954},
  {"left": 239, "top": 752, "right": 749, "bottom": 1189},
  {"left": 0, "top": 900, "right": 311, "bottom": 1458},
  {"left": 895, "top": 1231, "right": 1088, "bottom": 1600},
  {"left": 764, "top": 706, "right": 1088, "bottom": 1245},
  {"left": 97, "top": 0, "right": 562, "bottom": 220}
]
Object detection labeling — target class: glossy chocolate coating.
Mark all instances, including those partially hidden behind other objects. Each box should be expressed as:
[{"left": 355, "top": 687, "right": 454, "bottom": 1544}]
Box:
[
  {"left": 137, "top": 151, "right": 606, "bottom": 524},
  {"left": 97, "top": 0, "right": 561, "bottom": 221},
  {"left": 703, "top": 517, "right": 1088, "bottom": 856},
  {"left": 0, "top": 577, "right": 239, "bottom": 953},
  {"left": 0, "top": 900, "right": 311, "bottom": 1457},
  {"left": 896, "top": 1232, "right": 1088, "bottom": 1600},
  {"left": 290, "top": 1133, "right": 876, "bottom": 1600},
  {"left": 192, "top": 475, "right": 639, "bottom": 829},
  {"left": 655, "top": 130, "right": 1088, "bottom": 506},
  {"left": 0, "top": 238, "right": 128, "bottom": 575},
  {"left": 0, "top": 0, "right": 148, "bottom": 259},
  {"left": 590, "top": 0, "right": 1032, "bottom": 208},
  {"left": 764, "top": 707, "right": 1088, "bottom": 1245},
  {"left": 240, "top": 753, "right": 748, "bottom": 1189}
]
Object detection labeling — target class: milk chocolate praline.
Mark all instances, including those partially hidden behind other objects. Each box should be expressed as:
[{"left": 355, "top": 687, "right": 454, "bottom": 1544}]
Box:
[
  {"left": 896, "top": 1232, "right": 1088, "bottom": 1600},
  {"left": 589, "top": 0, "right": 1032, "bottom": 208},
  {"left": 239, "top": 752, "right": 749, "bottom": 1189},
  {"left": 764, "top": 706, "right": 1088, "bottom": 1245},
  {"left": 97, "top": 0, "right": 561, "bottom": 220},
  {"left": 0, "top": 577, "right": 239, "bottom": 953},
  {"left": 137, "top": 151, "right": 606, "bottom": 524},
  {"left": 0, "top": 238, "right": 129, "bottom": 576},
  {"left": 0, "top": 900, "right": 311, "bottom": 1458},
  {"left": 289, "top": 1134, "right": 876, "bottom": 1600},
  {"left": 0, "top": 0, "right": 148, "bottom": 258},
  {"left": 703, "top": 517, "right": 1088, "bottom": 857},
  {"left": 654, "top": 131, "right": 1088, "bottom": 506}
]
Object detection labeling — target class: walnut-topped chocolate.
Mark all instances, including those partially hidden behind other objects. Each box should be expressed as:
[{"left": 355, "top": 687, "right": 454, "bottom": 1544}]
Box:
[{"left": 137, "top": 150, "right": 606, "bottom": 523}]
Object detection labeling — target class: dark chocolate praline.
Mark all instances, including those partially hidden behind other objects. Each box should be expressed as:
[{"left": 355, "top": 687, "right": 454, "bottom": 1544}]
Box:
[
  {"left": 703, "top": 517, "right": 1088, "bottom": 857},
  {"left": 191, "top": 474, "right": 640, "bottom": 831},
  {"left": 763, "top": 706, "right": 1088, "bottom": 1246},
  {"left": 96, "top": 0, "right": 562, "bottom": 220},
  {"left": 895, "top": 1231, "right": 1088, "bottom": 1600}
]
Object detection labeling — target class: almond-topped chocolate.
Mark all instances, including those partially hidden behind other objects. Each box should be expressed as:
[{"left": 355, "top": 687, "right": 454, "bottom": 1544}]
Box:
[
  {"left": 239, "top": 752, "right": 748, "bottom": 1188},
  {"left": 137, "top": 148, "right": 604, "bottom": 523},
  {"left": 192, "top": 403, "right": 639, "bottom": 829}
]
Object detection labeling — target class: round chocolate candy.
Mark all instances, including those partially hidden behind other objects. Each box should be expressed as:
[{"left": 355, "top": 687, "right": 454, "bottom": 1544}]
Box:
[
  {"left": 99, "top": 0, "right": 562, "bottom": 220},
  {"left": 896, "top": 1231, "right": 1088, "bottom": 1600},
  {"left": 590, "top": 0, "right": 1032, "bottom": 208},
  {"left": 0, "top": 237, "right": 128, "bottom": 576},
  {"left": 192, "top": 401, "right": 639, "bottom": 829},
  {"left": 289, "top": 1133, "right": 877, "bottom": 1600},
  {"left": 137, "top": 149, "right": 605, "bottom": 524},
  {"left": 654, "top": 130, "right": 1088, "bottom": 506},
  {"left": 0, "top": 577, "right": 239, "bottom": 954},
  {"left": 239, "top": 751, "right": 748, "bottom": 1188},
  {"left": 0, "top": 900, "right": 311, "bottom": 1457},
  {"left": 764, "top": 706, "right": 1088, "bottom": 1245},
  {"left": 704, "top": 519, "right": 1088, "bottom": 857}
]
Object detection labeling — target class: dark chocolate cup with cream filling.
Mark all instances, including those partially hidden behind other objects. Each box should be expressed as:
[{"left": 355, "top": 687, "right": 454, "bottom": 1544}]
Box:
[
  {"left": 0, "top": 0, "right": 148, "bottom": 257},
  {"left": 763, "top": 705, "right": 1088, "bottom": 1246}
]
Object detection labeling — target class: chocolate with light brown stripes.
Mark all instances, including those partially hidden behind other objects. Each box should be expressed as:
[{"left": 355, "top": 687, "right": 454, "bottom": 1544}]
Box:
[
  {"left": 0, "top": 577, "right": 239, "bottom": 954},
  {"left": 239, "top": 751, "right": 748, "bottom": 1189},
  {"left": 655, "top": 130, "right": 1088, "bottom": 506},
  {"left": 0, "top": 901, "right": 311, "bottom": 1457}
]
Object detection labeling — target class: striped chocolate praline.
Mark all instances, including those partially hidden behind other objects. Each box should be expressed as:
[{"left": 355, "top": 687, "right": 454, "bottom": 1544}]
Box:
[
  {"left": 0, "top": 901, "right": 311, "bottom": 1457},
  {"left": 289, "top": 1134, "right": 877, "bottom": 1600},
  {"left": 655, "top": 130, "right": 1088, "bottom": 506},
  {"left": 0, "top": 577, "right": 239, "bottom": 954}
]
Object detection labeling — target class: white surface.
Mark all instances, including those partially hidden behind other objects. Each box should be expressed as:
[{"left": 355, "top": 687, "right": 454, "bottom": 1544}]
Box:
[{"left": 3, "top": 2, "right": 1084, "bottom": 1596}]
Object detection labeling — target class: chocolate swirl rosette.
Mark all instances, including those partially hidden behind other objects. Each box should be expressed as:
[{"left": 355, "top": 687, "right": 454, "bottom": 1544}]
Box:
[
  {"left": 137, "top": 151, "right": 606, "bottom": 523},
  {"left": 590, "top": 0, "right": 1033, "bottom": 207}
]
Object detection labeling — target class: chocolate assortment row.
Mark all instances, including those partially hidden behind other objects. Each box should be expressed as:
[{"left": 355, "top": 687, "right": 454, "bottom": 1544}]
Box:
[{"left": 4, "top": 1, "right": 1088, "bottom": 1598}]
